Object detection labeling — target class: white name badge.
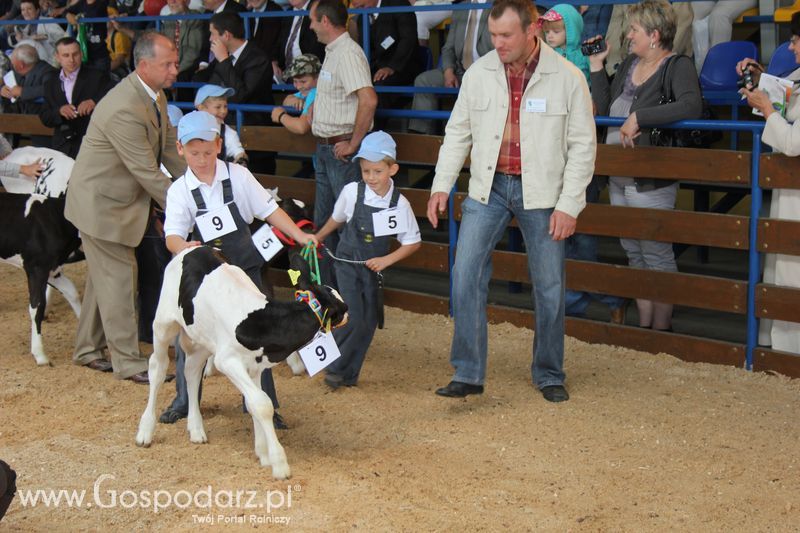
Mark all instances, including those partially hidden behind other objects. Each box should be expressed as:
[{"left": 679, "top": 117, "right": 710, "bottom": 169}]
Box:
[
  {"left": 251, "top": 223, "right": 284, "bottom": 262},
  {"left": 319, "top": 70, "right": 332, "bottom": 81},
  {"left": 298, "top": 330, "right": 342, "bottom": 377},
  {"left": 372, "top": 207, "right": 408, "bottom": 237},
  {"left": 195, "top": 205, "right": 236, "bottom": 242},
  {"left": 381, "top": 35, "right": 395, "bottom": 49},
  {"left": 526, "top": 98, "right": 546, "bottom": 113}
]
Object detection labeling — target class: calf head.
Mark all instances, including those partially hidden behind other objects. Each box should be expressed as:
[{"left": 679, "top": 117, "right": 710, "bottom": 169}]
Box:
[{"left": 290, "top": 253, "right": 348, "bottom": 329}]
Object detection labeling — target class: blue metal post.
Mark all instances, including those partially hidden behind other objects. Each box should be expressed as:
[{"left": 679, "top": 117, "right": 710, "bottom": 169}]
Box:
[
  {"left": 360, "top": 11, "right": 371, "bottom": 64},
  {"left": 236, "top": 110, "right": 244, "bottom": 137},
  {"left": 745, "top": 131, "right": 763, "bottom": 370},
  {"left": 447, "top": 186, "right": 457, "bottom": 317}
]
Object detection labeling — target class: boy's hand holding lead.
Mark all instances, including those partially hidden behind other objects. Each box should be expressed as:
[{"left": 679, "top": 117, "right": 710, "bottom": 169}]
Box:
[{"left": 365, "top": 256, "right": 390, "bottom": 272}]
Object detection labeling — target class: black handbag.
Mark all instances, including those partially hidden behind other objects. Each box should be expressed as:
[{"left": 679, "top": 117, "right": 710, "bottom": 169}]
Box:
[{"left": 649, "top": 55, "right": 721, "bottom": 149}]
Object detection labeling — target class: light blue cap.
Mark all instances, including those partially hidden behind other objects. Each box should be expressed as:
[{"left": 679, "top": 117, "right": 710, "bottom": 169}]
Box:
[
  {"left": 166, "top": 104, "right": 184, "bottom": 127},
  {"left": 177, "top": 111, "right": 220, "bottom": 144},
  {"left": 194, "top": 84, "right": 235, "bottom": 107},
  {"left": 354, "top": 130, "right": 396, "bottom": 162}
]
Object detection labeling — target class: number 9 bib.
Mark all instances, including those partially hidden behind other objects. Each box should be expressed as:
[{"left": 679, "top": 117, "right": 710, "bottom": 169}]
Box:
[{"left": 195, "top": 204, "right": 237, "bottom": 242}]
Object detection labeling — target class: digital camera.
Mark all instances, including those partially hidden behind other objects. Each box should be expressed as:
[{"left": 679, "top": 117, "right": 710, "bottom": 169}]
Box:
[{"left": 580, "top": 38, "right": 606, "bottom": 56}]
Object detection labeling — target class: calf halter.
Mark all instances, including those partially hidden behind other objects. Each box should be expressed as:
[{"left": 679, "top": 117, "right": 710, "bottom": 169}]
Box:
[
  {"left": 273, "top": 219, "right": 316, "bottom": 247},
  {"left": 294, "top": 289, "right": 336, "bottom": 332}
]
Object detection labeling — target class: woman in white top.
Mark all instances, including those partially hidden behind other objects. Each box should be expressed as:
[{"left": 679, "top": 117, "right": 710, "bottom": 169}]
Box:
[
  {"left": 739, "top": 12, "right": 800, "bottom": 354},
  {"left": 6, "top": 0, "right": 66, "bottom": 67}
]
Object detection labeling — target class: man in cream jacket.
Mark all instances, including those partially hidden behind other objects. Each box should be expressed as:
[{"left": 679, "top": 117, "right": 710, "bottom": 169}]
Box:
[{"left": 426, "top": 0, "right": 595, "bottom": 403}]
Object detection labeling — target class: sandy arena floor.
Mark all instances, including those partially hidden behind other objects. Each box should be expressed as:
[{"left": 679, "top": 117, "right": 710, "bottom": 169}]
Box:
[{"left": 0, "top": 262, "right": 798, "bottom": 531}]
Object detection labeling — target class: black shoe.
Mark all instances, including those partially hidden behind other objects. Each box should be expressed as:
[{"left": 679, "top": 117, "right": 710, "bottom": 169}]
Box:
[
  {"left": 324, "top": 373, "right": 343, "bottom": 390},
  {"left": 159, "top": 408, "right": 187, "bottom": 424},
  {"left": 541, "top": 385, "right": 569, "bottom": 403},
  {"left": 435, "top": 381, "right": 484, "bottom": 398},
  {"left": 84, "top": 359, "right": 113, "bottom": 373},
  {"left": 273, "top": 412, "right": 288, "bottom": 430}
]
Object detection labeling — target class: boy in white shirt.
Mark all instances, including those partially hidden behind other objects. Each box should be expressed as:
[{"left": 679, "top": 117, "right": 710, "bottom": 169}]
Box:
[
  {"left": 159, "top": 111, "right": 318, "bottom": 428},
  {"left": 315, "top": 131, "right": 421, "bottom": 389},
  {"left": 194, "top": 84, "right": 248, "bottom": 167}
]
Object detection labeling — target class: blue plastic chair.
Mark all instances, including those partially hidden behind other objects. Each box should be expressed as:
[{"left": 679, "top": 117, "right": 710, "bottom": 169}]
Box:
[
  {"left": 700, "top": 41, "right": 759, "bottom": 90},
  {"left": 767, "top": 41, "right": 799, "bottom": 78}
]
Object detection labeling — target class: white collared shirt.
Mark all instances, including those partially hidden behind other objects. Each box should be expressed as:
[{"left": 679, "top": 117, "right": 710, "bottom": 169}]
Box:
[
  {"left": 214, "top": 0, "right": 227, "bottom": 13},
  {"left": 136, "top": 73, "right": 159, "bottom": 102},
  {"left": 331, "top": 180, "right": 421, "bottom": 246},
  {"left": 231, "top": 41, "right": 247, "bottom": 65},
  {"left": 287, "top": 0, "right": 310, "bottom": 61},
  {"left": 164, "top": 159, "right": 279, "bottom": 239}
]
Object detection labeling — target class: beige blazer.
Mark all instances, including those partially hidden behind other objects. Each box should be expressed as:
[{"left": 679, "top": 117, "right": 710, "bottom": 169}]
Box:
[
  {"left": 66, "top": 73, "right": 186, "bottom": 247},
  {"left": 432, "top": 44, "right": 596, "bottom": 218}
]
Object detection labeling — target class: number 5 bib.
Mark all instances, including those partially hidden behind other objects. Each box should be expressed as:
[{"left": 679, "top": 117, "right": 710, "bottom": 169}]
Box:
[
  {"left": 195, "top": 204, "right": 237, "bottom": 242},
  {"left": 372, "top": 206, "right": 408, "bottom": 237}
]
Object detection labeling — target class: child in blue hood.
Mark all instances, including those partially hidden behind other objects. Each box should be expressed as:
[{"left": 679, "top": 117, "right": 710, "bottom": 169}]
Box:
[{"left": 539, "top": 4, "right": 591, "bottom": 86}]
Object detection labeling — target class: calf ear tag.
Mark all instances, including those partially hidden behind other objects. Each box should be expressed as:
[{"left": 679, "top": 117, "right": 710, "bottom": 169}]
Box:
[{"left": 288, "top": 269, "right": 301, "bottom": 286}]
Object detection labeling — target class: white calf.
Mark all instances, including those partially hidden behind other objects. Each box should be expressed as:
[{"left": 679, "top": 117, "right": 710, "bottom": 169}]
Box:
[{"left": 135, "top": 247, "right": 348, "bottom": 479}]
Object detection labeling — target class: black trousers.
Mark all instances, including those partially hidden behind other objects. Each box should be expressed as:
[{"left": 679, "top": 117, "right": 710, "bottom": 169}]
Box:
[{"left": 0, "top": 460, "right": 17, "bottom": 522}]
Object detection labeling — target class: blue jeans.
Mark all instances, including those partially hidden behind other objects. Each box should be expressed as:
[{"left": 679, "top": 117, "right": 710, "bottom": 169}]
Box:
[
  {"left": 565, "top": 177, "right": 624, "bottom": 316},
  {"left": 581, "top": 4, "right": 614, "bottom": 41},
  {"left": 314, "top": 143, "right": 361, "bottom": 283},
  {"left": 450, "top": 174, "right": 566, "bottom": 389}
]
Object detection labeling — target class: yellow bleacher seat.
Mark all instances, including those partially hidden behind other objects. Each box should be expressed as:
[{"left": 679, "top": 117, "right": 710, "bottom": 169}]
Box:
[
  {"left": 433, "top": 17, "right": 451, "bottom": 31},
  {"left": 775, "top": 0, "right": 800, "bottom": 22},
  {"left": 734, "top": 7, "right": 759, "bottom": 24}
]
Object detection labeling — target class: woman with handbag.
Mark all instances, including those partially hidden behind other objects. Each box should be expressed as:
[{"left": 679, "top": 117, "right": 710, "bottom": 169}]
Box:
[
  {"left": 587, "top": 0, "right": 702, "bottom": 332},
  {"left": 739, "top": 11, "right": 800, "bottom": 354}
]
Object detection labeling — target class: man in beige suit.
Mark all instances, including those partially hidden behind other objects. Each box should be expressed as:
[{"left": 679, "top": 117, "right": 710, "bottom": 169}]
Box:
[{"left": 66, "top": 31, "right": 186, "bottom": 383}]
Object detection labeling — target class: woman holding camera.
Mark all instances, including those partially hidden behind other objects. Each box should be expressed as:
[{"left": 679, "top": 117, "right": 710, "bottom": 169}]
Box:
[
  {"left": 738, "top": 11, "right": 800, "bottom": 354},
  {"left": 588, "top": 0, "right": 702, "bottom": 332}
]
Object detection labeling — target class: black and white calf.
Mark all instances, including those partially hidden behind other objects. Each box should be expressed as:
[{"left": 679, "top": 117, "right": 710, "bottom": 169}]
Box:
[
  {"left": 136, "top": 247, "right": 348, "bottom": 479},
  {"left": 0, "top": 147, "right": 81, "bottom": 365},
  {"left": 0, "top": 193, "right": 82, "bottom": 365}
]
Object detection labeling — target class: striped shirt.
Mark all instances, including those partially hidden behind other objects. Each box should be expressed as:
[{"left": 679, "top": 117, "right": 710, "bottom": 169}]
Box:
[
  {"left": 496, "top": 43, "right": 540, "bottom": 176},
  {"left": 311, "top": 32, "right": 373, "bottom": 138}
]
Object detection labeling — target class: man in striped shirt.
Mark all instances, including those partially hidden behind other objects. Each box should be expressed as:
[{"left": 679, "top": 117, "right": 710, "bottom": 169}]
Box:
[{"left": 308, "top": 0, "right": 377, "bottom": 268}]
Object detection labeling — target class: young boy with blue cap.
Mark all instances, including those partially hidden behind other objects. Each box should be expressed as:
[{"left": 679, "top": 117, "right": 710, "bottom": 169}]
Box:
[
  {"left": 315, "top": 131, "right": 421, "bottom": 389},
  {"left": 194, "top": 84, "right": 248, "bottom": 166},
  {"left": 158, "top": 110, "right": 319, "bottom": 428}
]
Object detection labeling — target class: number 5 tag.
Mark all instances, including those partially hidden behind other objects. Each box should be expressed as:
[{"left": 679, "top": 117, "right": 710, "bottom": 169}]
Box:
[
  {"left": 251, "top": 223, "right": 284, "bottom": 261},
  {"left": 298, "top": 330, "right": 341, "bottom": 376},
  {"left": 195, "top": 204, "right": 236, "bottom": 242},
  {"left": 372, "top": 207, "right": 407, "bottom": 237}
]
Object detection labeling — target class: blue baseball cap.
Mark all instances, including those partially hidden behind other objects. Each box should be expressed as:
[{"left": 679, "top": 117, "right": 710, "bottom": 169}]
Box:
[
  {"left": 354, "top": 131, "right": 396, "bottom": 162},
  {"left": 194, "top": 84, "right": 235, "bottom": 107},
  {"left": 166, "top": 104, "right": 184, "bottom": 127},
  {"left": 177, "top": 111, "right": 220, "bottom": 145}
]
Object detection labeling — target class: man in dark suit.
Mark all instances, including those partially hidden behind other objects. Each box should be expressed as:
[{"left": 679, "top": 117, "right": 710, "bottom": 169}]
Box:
[
  {"left": 200, "top": 0, "right": 246, "bottom": 62},
  {"left": 408, "top": 1, "right": 493, "bottom": 134},
  {"left": 1, "top": 43, "right": 56, "bottom": 147},
  {"left": 39, "top": 37, "right": 113, "bottom": 158},
  {"left": 195, "top": 11, "right": 275, "bottom": 172},
  {"left": 349, "top": 0, "right": 421, "bottom": 123},
  {"left": 202, "top": 0, "right": 245, "bottom": 14},
  {"left": 273, "top": 0, "right": 325, "bottom": 81},
  {"left": 246, "top": 0, "right": 283, "bottom": 64}
]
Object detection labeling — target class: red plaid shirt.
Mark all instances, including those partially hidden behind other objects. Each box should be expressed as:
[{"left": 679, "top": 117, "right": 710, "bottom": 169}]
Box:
[{"left": 496, "top": 41, "right": 540, "bottom": 175}]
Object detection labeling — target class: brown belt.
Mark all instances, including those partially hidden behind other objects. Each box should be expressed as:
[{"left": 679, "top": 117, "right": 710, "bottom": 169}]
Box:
[{"left": 315, "top": 133, "right": 352, "bottom": 145}]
